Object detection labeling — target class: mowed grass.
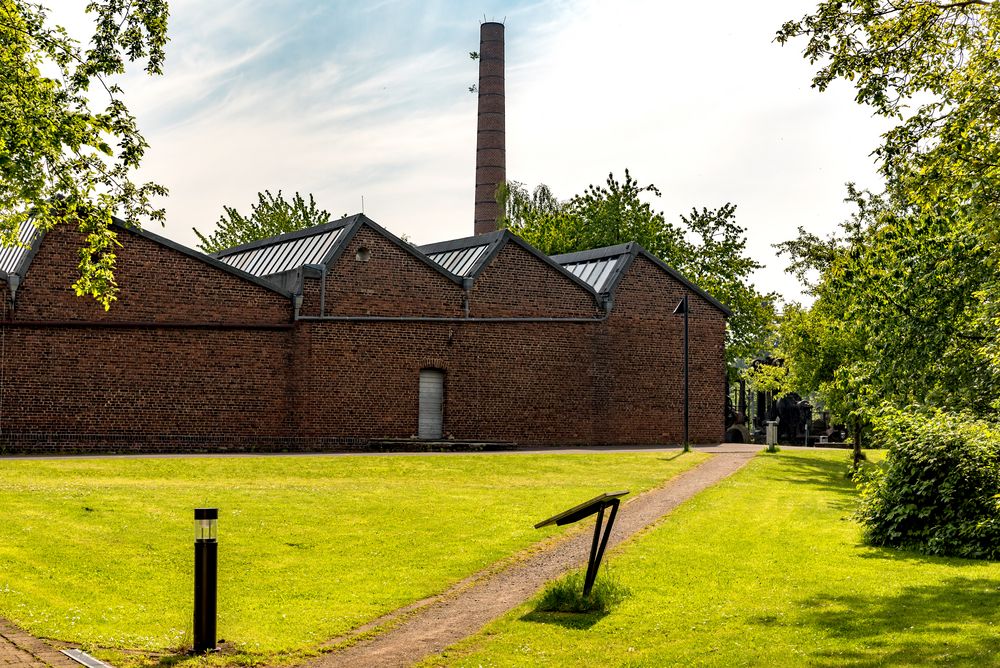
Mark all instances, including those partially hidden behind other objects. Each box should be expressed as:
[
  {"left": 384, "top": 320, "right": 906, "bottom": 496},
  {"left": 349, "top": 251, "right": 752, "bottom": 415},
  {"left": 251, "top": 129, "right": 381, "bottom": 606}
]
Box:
[
  {"left": 0, "top": 451, "right": 705, "bottom": 658},
  {"left": 429, "top": 450, "right": 1000, "bottom": 667}
]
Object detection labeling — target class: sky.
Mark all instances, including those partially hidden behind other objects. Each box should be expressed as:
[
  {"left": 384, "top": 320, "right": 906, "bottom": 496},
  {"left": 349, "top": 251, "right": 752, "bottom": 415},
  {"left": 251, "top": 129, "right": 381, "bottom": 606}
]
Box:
[{"left": 54, "top": 0, "right": 891, "bottom": 304}]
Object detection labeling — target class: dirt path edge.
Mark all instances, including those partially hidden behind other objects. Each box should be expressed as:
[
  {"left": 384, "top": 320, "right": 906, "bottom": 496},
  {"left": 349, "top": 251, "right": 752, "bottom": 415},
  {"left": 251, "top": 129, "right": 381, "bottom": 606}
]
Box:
[{"left": 307, "top": 449, "right": 756, "bottom": 668}]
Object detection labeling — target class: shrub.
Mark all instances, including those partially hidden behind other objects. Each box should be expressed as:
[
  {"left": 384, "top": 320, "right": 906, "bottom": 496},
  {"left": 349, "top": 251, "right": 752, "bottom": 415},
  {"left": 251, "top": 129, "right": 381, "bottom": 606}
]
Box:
[
  {"left": 536, "top": 570, "right": 630, "bottom": 613},
  {"left": 858, "top": 407, "right": 1000, "bottom": 559}
]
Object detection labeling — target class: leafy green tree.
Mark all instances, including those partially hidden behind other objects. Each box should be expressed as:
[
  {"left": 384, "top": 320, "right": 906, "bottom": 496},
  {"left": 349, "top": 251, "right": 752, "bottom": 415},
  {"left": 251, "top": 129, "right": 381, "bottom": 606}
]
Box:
[
  {"left": 776, "top": 1, "right": 1000, "bottom": 419},
  {"left": 0, "top": 0, "right": 169, "bottom": 309},
  {"left": 777, "top": 1, "right": 1000, "bottom": 223},
  {"left": 499, "top": 171, "right": 778, "bottom": 368},
  {"left": 194, "top": 190, "right": 333, "bottom": 253}
]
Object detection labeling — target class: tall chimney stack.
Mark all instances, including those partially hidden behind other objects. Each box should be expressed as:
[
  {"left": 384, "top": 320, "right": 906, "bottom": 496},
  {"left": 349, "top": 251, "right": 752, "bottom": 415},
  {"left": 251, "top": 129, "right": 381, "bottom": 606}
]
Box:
[{"left": 474, "top": 22, "right": 505, "bottom": 235}]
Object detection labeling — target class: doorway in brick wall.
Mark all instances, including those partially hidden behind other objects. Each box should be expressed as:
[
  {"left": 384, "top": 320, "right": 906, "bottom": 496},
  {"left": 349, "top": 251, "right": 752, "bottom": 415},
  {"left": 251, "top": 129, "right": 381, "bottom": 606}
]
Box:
[{"left": 418, "top": 369, "right": 445, "bottom": 439}]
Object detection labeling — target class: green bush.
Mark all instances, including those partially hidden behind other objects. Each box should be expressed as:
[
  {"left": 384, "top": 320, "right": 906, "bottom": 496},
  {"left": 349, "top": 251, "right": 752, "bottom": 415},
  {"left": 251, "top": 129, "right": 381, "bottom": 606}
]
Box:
[
  {"left": 858, "top": 407, "right": 1000, "bottom": 559},
  {"left": 536, "top": 569, "right": 630, "bottom": 613}
]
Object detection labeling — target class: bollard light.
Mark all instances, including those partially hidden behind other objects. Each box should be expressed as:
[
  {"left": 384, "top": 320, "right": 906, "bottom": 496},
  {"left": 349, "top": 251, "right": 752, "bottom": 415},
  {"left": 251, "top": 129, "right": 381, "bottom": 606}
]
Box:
[{"left": 193, "top": 508, "right": 218, "bottom": 654}]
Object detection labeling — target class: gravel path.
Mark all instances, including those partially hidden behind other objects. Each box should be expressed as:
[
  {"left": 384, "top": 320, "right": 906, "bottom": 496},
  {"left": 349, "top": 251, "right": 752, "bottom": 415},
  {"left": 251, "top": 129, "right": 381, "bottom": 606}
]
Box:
[
  {"left": 310, "top": 447, "right": 756, "bottom": 668},
  {"left": 0, "top": 618, "right": 76, "bottom": 668}
]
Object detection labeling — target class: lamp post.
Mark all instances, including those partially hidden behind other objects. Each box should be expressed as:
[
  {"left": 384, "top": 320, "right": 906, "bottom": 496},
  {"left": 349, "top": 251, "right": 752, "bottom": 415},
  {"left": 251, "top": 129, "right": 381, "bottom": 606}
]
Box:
[
  {"left": 193, "top": 508, "right": 218, "bottom": 654},
  {"left": 673, "top": 295, "right": 690, "bottom": 452}
]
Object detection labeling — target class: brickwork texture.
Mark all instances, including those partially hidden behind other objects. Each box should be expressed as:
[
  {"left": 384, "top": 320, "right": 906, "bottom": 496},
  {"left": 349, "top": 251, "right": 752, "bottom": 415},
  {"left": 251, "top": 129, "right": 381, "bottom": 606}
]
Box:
[{"left": 0, "top": 220, "right": 727, "bottom": 454}]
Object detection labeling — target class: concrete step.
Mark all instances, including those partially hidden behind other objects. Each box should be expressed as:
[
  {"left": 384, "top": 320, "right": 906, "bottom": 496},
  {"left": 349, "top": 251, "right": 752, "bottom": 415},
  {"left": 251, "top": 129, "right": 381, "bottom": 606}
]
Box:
[{"left": 366, "top": 439, "right": 517, "bottom": 452}]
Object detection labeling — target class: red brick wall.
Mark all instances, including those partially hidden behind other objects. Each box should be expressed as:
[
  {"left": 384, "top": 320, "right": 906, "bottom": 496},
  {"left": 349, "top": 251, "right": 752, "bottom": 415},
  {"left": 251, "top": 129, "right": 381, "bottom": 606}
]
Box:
[
  {"left": 15, "top": 224, "right": 292, "bottom": 323},
  {"left": 0, "top": 224, "right": 296, "bottom": 453},
  {"left": 468, "top": 241, "right": 600, "bottom": 318},
  {"left": 291, "top": 321, "right": 596, "bottom": 444},
  {"left": 322, "top": 225, "right": 464, "bottom": 317},
  {"left": 300, "top": 274, "right": 322, "bottom": 317},
  {"left": 0, "top": 226, "right": 727, "bottom": 452},
  {"left": 0, "top": 325, "right": 291, "bottom": 441},
  {"left": 601, "top": 256, "right": 726, "bottom": 444}
]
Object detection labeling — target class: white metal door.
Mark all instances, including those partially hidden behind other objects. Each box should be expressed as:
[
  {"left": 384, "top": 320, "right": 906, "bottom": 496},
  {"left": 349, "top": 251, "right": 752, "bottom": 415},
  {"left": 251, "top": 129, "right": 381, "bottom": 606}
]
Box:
[{"left": 418, "top": 369, "right": 444, "bottom": 439}]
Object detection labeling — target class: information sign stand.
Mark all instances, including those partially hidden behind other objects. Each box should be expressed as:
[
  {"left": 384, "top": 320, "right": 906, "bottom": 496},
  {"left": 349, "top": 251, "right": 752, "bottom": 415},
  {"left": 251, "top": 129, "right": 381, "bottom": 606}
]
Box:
[{"left": 535, "top": 491, "right": 629, "bottom": 596}]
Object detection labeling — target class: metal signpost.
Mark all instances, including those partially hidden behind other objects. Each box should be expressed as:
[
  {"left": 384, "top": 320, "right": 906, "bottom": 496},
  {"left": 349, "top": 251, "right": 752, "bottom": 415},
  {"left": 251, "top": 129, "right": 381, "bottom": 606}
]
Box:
[
  {"left": 535, "top": 491, "right": 629, "bottom": 596},
  {"left": 673, "top": 295, "right": 690, "bottom": 450}
]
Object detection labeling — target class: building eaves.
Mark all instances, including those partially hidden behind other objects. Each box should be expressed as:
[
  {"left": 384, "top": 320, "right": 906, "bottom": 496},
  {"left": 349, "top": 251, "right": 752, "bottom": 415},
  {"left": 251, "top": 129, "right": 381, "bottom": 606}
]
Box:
[
  {"left": 325, "top": 215, "right": 465, "bottom": 285},
  {"left": 417, "top": 230, "right": 505, "bottom": 256},
  {"left": 550, "top": 243, "right": 634, "bottom": 265},
  {"left": 212, "top": 214, "right": 360, "bottom": 258},
  {"left": 212, "top": 215, "right": 360, "bottom": 278},
  {"left": 114, "top": 219, "right": 295, "bottom": 298},
  {"left": 551, "top": 242, "right": 731, "bottom": 316},
  {"left": 632, "top": 247, "right": 731, "bottom": 316}
]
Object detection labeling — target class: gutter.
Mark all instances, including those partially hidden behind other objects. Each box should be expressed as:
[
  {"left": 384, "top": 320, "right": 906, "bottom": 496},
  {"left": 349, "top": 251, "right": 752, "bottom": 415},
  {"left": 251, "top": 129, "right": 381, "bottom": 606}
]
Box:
[
  {"left": 296, "top": 314, "right": 608, "bottom": 324},
  {"left": 0, "top": 320, "right": 294, "bottom": 330}
]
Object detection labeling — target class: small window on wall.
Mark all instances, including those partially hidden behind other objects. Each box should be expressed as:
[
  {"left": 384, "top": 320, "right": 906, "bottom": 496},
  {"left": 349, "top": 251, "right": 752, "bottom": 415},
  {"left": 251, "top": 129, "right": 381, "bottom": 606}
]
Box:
[
  {"left": 418, "top": 369, "right": 445, "bottom": 439},
  {"left": 355, "top": 247, "right": 371, "bottom": 262}
]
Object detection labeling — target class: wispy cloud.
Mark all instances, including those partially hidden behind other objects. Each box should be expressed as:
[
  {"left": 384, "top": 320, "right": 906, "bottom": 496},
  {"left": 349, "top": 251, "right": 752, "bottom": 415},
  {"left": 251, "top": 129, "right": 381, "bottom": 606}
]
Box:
[{"left": 104, "top": 0, "right": 887, "bottom": 303}]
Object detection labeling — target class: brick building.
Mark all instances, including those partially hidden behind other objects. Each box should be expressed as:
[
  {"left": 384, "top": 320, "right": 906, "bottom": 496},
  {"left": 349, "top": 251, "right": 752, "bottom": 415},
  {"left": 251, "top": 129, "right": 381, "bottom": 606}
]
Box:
[{"left": 0, "top": 214, "right": 728, "bottom": 453}]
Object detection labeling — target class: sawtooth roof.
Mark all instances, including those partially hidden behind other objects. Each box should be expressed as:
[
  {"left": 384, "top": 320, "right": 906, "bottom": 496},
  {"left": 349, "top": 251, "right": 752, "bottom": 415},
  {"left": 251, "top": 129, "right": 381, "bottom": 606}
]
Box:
[
  {"left": 552, "top": 243, "right": 731, "bottom": 315},
  {"left": 0, "top": 214, "right": 729, "bottom": 316},
  {"left": 214, "top": 214, "right": 463, "bottom": 285},
  {"left": 418, "top": 230, "right": 598, "bottom": 298},
  {"left": 0, "top": 221, "right": 40, "bottom": 277}
]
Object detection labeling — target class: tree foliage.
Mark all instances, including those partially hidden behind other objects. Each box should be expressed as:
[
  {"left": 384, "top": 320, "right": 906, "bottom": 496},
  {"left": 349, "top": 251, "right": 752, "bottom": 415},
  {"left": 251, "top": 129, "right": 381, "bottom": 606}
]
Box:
[
  {"left": 858, "top": 406, "right": 1000, "bottom": 559},
  {"left": 777, "top": 1, "right": 1000, "bottom": 222},
  {"left": 194, "top": 190, "right": 333, "bottom": 254},
  {"left": 775, "top": 1, "right": 1000, "bottom": 421},
  {"left": 499, "top": 171, "right": 778, "bottom": 368},
  {"left": 0, "top": 0, "right": 169, "bottom": 308}
]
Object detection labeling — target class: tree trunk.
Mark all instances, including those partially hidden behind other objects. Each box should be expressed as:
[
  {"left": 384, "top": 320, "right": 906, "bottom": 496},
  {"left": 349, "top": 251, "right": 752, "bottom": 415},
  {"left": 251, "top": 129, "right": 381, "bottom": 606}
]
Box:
[{"left": 852, "top": 417, "right": 863, "bottom": 469}]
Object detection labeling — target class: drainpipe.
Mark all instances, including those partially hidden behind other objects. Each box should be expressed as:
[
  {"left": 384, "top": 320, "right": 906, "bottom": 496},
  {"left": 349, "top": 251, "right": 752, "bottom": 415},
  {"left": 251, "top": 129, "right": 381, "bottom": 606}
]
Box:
[
  {"left": 462, "top": 277, "right": 473, "bottom": 317},
  {"left": 300, "top": 264, "right": 327, "bottom": 319}
]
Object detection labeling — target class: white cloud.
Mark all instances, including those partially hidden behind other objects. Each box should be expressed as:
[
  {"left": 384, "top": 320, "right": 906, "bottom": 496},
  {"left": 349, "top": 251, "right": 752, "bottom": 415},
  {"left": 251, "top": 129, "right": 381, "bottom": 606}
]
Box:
[{"left": 108, "top": 0, "right": 890, "bottom": 304}]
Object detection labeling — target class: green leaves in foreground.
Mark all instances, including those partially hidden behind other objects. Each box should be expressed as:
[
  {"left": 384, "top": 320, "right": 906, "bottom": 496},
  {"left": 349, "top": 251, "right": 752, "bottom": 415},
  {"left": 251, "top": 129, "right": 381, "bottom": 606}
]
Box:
[
  {"left": 774, "top": 2, "right": 1000, "bottom": 421},
  {"left": 0, "top": 1, "right": 169, "bottom": 309}
]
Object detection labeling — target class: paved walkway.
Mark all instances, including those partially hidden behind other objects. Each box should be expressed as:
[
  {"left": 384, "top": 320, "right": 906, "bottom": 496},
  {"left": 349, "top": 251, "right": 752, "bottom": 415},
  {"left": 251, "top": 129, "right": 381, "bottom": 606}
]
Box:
[
  {"left": 311, "top": 447, "right": 757, "bottom": 668},
  {"left": 0, "top": 619, "right": 75, "bottom": 668}
]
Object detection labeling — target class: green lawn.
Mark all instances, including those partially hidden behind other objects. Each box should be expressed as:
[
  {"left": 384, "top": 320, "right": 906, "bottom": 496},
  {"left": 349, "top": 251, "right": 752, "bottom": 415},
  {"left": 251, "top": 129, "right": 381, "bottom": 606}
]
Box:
[
  {"left": 0, "top": 451, "right": 705, "bottom": 663},
  {"left": 428, "top": 450, "right": 1000, "bottom": 667}
]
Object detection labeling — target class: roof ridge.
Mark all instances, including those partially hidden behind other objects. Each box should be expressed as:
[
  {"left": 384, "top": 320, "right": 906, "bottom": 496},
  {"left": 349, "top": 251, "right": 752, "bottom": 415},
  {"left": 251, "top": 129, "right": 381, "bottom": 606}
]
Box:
[
  {"left": 418, "top": 230, "right": 504, "bottom": 255},
  {"left": 551, "top": 243, "right": 634, "bottom": 264},
  {"left": 212, "top": 214, "right": 361, "bottom": 258}
]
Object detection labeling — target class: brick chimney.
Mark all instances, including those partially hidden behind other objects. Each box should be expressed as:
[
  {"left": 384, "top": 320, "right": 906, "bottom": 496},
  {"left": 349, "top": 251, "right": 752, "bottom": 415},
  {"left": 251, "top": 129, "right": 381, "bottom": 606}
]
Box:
[{"left": 474, "top": 22, "right": 505, "bottom": 236}]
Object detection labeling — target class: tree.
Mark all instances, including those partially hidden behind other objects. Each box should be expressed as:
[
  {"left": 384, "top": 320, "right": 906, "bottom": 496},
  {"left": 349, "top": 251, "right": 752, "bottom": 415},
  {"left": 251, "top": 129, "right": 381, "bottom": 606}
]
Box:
[
  {"left": 194, "top": 190, "right": 333, "bottom": 254},
  {"left": 777, "top": 1, "right": 1000, "bottom": 223},
  {"left": 775, "top": 1, "right": 1000, "bottom": 419},
  {"left": 499, "top": 171, "right": 778, "bottom": 368},
  {"left": 0, "top": 0, "right": 169, "bottom": 309}
]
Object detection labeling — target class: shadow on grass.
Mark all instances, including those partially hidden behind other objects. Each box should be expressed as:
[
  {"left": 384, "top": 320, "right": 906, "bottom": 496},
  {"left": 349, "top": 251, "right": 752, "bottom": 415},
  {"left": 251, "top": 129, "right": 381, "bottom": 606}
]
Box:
[
  {"left": 518, "top": 609, "right": 608, "bottom": 630},
  {"left": 796, "top": 576, "right": 1000, "bottom": 666},
  {"left": 855, "top": 545, "right": 997, "bottom": 569},
  {"left": 760, "top": 452, "right": 863, "bottom": 511},
  {"left": 656, "top": 453, "right": 685, "bottom": 462}
]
